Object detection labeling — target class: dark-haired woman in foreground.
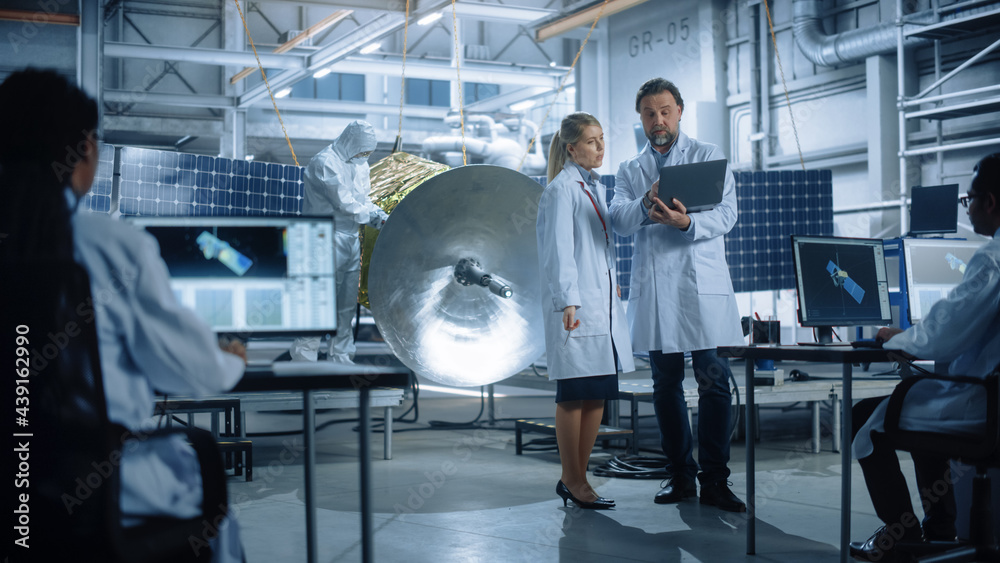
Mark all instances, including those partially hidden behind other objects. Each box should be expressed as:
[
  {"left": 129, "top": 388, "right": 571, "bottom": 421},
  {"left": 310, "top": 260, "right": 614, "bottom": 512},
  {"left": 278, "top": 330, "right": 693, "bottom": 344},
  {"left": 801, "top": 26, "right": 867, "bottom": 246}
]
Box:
[{"left": 0, "top": 68, "right": 246, "bottom": 562}]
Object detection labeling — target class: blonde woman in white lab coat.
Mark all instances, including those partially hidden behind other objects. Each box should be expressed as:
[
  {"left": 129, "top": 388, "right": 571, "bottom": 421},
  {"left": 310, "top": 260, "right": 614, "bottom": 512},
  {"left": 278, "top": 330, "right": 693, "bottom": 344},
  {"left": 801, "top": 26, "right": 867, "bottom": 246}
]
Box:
[{"left": 537, "top": 112, "right": 634, "bottom": 510}]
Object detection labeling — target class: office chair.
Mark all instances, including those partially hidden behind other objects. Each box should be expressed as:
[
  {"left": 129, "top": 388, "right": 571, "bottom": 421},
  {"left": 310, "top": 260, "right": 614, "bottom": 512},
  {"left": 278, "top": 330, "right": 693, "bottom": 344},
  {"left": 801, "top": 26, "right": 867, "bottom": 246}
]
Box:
[
  {"left": 1, "top": 262, "right": 229, "bottom": 562},
  {"left": 884, "top": 368, "right": 1000, "bottom": 562}
]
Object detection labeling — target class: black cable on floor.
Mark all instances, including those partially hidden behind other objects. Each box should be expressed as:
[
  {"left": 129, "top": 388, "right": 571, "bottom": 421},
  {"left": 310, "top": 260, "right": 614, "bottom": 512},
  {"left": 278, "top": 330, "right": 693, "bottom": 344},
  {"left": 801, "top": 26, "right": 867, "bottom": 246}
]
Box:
[
  {"left": 363, "top": 384, "right": 488, "bottom": 433},
  {"left": 519, "top": 436, "right": 558, "bottom": 452},
  {"left": 592, "top": 454, "right": 670, "bottom": 479}
]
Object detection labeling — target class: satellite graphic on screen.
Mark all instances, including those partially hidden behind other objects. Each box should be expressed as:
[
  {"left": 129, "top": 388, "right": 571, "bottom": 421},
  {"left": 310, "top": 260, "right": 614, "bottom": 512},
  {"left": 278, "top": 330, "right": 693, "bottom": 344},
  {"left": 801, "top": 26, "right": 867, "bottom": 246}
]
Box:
[
  {"left": 196, "top": 231, "right": 253, "bottom": 276},
  {"left": 826, "top": 260, "right": 865, "bottom": 304},
  {"left": 945, "top": 252, "right": 967, "bottom": 274}
]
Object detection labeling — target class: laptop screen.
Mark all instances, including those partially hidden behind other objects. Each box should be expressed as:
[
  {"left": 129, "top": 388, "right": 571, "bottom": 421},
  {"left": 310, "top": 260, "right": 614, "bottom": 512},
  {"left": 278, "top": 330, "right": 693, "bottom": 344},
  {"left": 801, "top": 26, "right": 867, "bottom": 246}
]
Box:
[{"left": 128, "top": 216, "right": 337, "bottom": 338}]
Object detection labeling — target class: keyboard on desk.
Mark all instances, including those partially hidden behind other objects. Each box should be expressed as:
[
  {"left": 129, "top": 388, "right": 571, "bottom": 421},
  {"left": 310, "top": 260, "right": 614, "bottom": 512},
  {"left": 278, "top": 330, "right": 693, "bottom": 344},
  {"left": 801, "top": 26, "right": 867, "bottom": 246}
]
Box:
[{"left": 850, "top": 340, "right": 884, "bottom": 349}]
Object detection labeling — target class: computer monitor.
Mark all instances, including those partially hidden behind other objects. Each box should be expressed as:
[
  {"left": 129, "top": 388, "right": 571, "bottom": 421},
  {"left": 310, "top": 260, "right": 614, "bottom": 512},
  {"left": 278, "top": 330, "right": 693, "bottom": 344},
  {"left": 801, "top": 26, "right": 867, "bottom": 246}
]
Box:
[
  {"left": 791, "top": 235, "right": 893, "bottom": 343},
  {"left": 909, "top": 184, "right": 959, "bottom": 236},
  {"left": 128, "top": 216, "right": 337, "bottom": 338},
  {"left": 902, "top": 238, "right": 984, "bottom": 324}
]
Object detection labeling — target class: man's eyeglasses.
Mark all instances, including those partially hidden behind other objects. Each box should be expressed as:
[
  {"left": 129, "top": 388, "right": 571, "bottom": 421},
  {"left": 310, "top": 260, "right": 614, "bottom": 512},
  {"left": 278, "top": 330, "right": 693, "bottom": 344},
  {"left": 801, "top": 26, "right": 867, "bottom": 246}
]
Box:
[{"left": 959, "top": 194, "right": 979, "bottom": 208}]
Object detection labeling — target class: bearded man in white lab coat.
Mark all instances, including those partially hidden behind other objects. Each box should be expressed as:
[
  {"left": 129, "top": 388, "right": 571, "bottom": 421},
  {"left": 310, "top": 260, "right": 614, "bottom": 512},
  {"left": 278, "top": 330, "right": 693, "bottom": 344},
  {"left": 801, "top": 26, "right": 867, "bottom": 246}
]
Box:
[
  {"left": 848, "top": 153, "right": 1000, "bottom": 562},
  {"left": 609, "top": 78, "right": 745, "bottom": 512},
  {"left": 290, "top": 120, "right": 386, "bottom": 363}
]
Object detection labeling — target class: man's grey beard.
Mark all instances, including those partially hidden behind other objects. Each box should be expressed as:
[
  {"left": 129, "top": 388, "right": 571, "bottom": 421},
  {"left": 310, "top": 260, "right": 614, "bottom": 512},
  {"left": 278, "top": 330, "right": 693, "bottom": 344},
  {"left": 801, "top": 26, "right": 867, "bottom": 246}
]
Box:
[{"left": 648, "top": 129, "right": 676, "bottom": 147}]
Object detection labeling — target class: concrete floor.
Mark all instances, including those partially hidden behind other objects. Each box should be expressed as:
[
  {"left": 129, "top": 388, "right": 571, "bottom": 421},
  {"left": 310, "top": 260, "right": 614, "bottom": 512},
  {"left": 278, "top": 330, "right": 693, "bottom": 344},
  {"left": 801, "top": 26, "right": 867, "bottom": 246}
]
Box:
[{"left": 226, "top": 361, "right": 910, "bottom": 562}]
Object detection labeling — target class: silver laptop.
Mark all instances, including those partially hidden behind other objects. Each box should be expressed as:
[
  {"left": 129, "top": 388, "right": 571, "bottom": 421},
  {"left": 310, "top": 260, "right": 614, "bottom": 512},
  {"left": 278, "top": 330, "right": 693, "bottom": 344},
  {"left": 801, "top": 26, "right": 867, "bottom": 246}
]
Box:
[{"left": 657, "top": 158, "right": 728, "bottom": 213}]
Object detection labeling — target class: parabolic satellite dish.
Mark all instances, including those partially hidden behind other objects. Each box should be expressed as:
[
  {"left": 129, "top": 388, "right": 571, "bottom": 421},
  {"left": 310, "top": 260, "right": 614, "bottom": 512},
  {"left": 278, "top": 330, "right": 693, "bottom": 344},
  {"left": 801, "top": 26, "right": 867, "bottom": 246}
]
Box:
[{"left": 368, "top": 164, "right": 545, "bottom": 387}]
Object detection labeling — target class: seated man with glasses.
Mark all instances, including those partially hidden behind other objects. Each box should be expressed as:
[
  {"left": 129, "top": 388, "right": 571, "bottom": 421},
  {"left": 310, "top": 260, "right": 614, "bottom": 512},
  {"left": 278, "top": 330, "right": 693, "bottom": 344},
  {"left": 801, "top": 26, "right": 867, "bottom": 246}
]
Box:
[{"left": 848, "top": 152, "right": 1000, "bottom": 562}]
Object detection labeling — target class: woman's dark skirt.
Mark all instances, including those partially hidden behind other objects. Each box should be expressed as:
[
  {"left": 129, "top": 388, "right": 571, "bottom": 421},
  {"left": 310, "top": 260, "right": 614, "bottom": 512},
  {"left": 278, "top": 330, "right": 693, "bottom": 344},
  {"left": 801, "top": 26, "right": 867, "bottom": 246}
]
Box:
[{"left": 555, "top": 372, "right": 620, "bottom": 402}]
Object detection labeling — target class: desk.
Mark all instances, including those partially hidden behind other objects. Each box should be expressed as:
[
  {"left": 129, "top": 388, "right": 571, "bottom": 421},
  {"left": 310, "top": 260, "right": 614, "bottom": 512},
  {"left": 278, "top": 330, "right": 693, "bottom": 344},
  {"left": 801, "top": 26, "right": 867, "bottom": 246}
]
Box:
[
  {"left": 234, "top": 363, "right": 410, "bottom": 563},
  {"left": 718, "top": 345, "right": 894, "bottom": 563}
]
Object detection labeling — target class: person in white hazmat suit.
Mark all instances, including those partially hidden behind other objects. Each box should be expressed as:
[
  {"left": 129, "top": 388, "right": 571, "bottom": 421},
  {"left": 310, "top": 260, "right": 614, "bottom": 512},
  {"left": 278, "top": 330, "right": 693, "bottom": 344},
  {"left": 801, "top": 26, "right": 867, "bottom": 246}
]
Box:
[{"left": 291, "top": 120, "right": 387, "bottom": 363}]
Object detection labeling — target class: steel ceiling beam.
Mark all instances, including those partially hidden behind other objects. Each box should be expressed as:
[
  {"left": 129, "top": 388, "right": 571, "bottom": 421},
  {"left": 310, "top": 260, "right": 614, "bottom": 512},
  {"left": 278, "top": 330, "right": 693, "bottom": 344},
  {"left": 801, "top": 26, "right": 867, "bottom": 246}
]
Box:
[
  {"left": 275, "top": 98, "right": 449, "bottom": 119},
  {"left": 105, "top": 41, "right": 307, "bottom": 69},
  {"left": 331, "top": 56, "right": 562, "bottom": 87},
  {"left": 236, "top": 12, "right": 404, "bottom": 108},
  {"left": 452, "top": 2, "right": 555, "bottom": 24},
  {"left": 535, "top": 0, "right": 648, "bottom": 42},
  {"left": 464, "top": 86, "right": 552, "bottom": 113},
  {"left": 247, "top": 0, "right": 552, "bottom": 22},
  {"left": 103, "top": 42, "right": 560, "bottom": 87},
  {"left": 245, "top": 0, "right": 410, "bottom": 11},
  {"left": 104, "top": 90, "right": 235, "bottom": 108},
  {"left": 103, "top": 89, "right": 450, "bottom": 119},
  {"left": 229, "top": 9, "right": 352, "bottom": 84}
]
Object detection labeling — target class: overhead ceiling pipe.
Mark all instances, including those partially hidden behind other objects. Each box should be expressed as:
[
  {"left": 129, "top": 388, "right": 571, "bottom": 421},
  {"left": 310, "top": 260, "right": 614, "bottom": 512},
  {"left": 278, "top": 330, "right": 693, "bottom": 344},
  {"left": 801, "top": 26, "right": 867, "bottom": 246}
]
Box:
[{"left": 792, "top": 0, "right": 935, "bottom": 66}]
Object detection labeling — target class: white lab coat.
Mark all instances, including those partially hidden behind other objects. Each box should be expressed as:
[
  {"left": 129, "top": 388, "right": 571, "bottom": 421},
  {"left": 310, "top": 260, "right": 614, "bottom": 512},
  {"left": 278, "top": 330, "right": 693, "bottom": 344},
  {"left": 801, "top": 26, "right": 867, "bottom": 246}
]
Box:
[
  {"left": 294, "top": 120, "right": 385, "bottom": 362},
  {"left": 71, "top": 208, "right": 245, "bottom": 563},
  {"left": 854, "top": 227, "right": 1000, "bottom": 459},
  {"left": 537, "top": 161, "right": 635, "bottom": 380},
  {"left": 608, "top": 131, "right": 743, "bottom": 354}
]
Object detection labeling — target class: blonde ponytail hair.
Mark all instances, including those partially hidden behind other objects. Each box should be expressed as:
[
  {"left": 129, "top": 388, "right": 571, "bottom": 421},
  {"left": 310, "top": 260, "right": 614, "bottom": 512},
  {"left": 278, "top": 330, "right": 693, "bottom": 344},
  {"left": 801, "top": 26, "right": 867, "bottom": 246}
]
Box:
[{"left": 546, "top": 112, "right": 601, "bottom": 183}]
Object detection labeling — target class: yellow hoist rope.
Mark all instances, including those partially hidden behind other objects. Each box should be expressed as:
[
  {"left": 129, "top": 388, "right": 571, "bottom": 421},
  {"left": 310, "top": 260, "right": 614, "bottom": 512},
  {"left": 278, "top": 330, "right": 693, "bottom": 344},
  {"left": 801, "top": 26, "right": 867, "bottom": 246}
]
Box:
[
  {"left": 763, "top": 0, "right": 805, "bottom": 170},
  {"left": 396, "top": 0, "right": 410, "bottom": 144},
  {"left": 517, "top": 0, "right": 609, "bottom": 173},
  {"left": 233, "top": 0, "right": 300, "bottom": 166},
  {"left": 450, "top": 0, "right": 467, "bottom": 166}
]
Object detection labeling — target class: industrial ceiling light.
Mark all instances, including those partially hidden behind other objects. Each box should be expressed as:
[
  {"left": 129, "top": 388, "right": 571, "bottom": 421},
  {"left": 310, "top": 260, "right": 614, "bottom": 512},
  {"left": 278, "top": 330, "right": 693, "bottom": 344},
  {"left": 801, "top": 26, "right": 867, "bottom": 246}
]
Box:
[
  {"left": 535, "top": 0, "right": 649, "bottom": 42},
  {"left": 313, "top": 68, "right": 332, "bottom": 79},
  {"left": 359, "top": 41, "right": 381, "bottom": 55},
  {"left": 417, "top": 12, "right": 442, "bottom": 26},
  {"left": 509, "top": 99, "right": 536, "bottom": 112},
  {"left": 275, "top": 87, "right": 292, "bottom": 98}
]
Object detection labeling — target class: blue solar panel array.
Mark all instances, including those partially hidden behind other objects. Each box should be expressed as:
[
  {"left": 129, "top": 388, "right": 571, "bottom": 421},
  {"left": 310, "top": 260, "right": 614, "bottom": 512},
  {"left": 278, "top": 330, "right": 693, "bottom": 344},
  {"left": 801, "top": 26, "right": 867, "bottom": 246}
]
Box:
[
  {"left": 726, "top": 169, "right": 834, "bottom": 292},
  {"left": 600, "top": 175, "right": 636, "bottom": 297},
  {"left": 533, "top": 169, "right": 833, "bottom": 296},
  {"left": 91, "top": 148, "right": 832, "bottom": 295},
  {"left": 81, "top": 142, "right": 115, "bottom": 214},
  {"left": 116, "top": 147, "right": 304, "bottom": 217}
]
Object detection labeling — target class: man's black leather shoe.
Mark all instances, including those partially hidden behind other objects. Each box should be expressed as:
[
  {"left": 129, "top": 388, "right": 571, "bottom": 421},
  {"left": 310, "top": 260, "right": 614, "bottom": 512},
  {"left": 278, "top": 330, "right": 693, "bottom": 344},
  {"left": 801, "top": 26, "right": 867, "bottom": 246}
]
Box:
[
  {"left": 653, "top": 476, "right": 697, "bottom": 504},
  {"left": 848, "top": 525, "right": 921, "bottom": 562},
  {"left": 699, "top": 480, "right": 746, "bottom": 513}
]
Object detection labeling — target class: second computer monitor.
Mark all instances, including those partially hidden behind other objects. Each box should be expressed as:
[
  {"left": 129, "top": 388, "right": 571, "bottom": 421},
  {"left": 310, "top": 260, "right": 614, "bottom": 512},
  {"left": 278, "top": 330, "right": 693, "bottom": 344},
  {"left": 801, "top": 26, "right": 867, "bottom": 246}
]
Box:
[
  {"left": 791, "top": 235, "right": 892, "bottom": 341},
  {"left": 910, "top": 184, "right": 959, "bottom": 236},
  {"left": 903, "top": 237, "right": 985, "bottom": 324},
  {"left": 128, "top": 215, "right": 337, "bottom": 338}
]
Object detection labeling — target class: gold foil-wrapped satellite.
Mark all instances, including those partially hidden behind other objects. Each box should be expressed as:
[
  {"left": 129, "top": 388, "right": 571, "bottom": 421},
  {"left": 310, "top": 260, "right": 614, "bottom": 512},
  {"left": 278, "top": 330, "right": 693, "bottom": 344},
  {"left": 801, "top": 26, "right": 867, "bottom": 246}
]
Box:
[{"left": 359, "top": 152, "right": 449, "bottom": 308}]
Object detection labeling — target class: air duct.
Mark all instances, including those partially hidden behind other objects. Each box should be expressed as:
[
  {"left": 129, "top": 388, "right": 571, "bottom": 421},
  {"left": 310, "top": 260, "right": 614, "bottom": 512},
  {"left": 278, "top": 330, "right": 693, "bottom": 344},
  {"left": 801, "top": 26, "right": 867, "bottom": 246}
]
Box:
[{"left": 792, "top": 0, "right": 934, "bottom": 67}]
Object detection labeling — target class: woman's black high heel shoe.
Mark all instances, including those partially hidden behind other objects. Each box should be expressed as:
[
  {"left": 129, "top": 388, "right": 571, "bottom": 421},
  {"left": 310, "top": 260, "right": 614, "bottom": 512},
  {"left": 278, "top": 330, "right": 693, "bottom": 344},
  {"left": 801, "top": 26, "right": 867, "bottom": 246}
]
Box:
[{"left": 556, "top": 481, "right": 614, "bottom": 509}]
